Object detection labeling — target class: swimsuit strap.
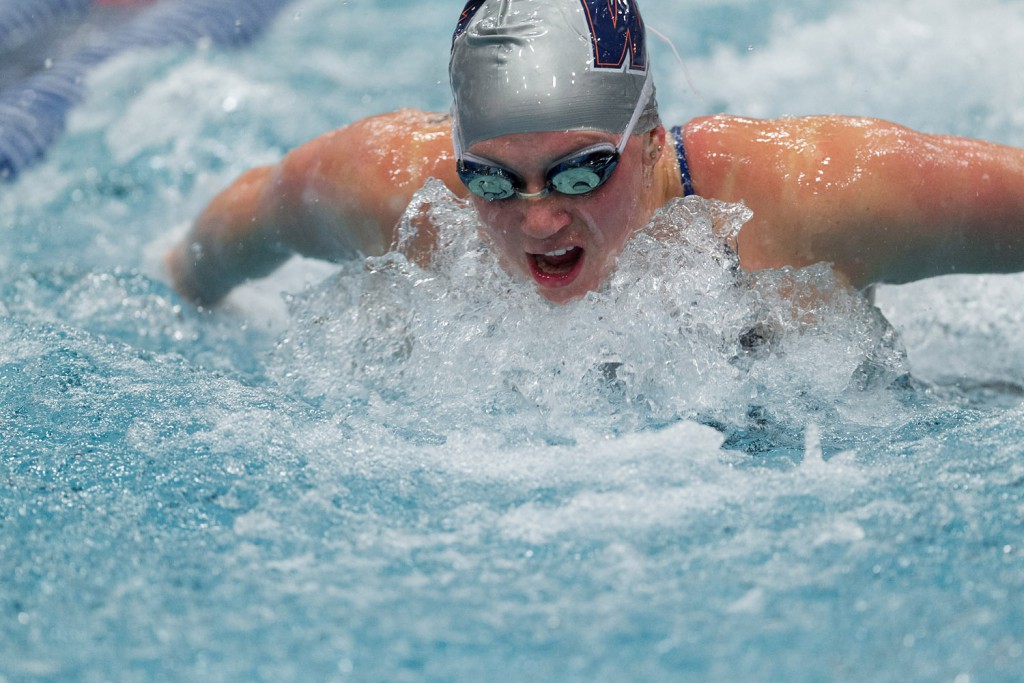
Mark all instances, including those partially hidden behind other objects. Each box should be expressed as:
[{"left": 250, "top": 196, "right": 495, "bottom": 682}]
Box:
[{"left": 670, "top": 125, "right": 695, "bottom": 197}]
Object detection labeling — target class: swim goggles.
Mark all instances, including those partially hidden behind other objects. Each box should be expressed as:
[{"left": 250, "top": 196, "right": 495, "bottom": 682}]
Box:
[
  {"left": 453, "top": 72, "right": 653, "bottom": 201},
  {"left": 457, "top": 144, "right": 621, "bottom": 201}
]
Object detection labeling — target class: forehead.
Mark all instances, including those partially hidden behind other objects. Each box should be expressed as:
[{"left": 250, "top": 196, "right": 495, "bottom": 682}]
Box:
[{"left": 467, "top": 129, "right": 618, "bottom": 167}]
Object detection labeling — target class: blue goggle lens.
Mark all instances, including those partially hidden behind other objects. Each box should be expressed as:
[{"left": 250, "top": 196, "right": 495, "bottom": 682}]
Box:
[
  {"left": 547, "top": 150, "right": 618, "bottom": 195},
  {"left": 457, "top": 147, "right": 620, "bottom": 201},
  {"left": 460, "top": 162, "right": 519, "bottom": 200}
]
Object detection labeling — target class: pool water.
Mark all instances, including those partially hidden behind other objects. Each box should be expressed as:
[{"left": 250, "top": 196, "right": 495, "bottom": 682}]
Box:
[{"left": 2, "top": 0, "right": 1024, "bottom": 680}]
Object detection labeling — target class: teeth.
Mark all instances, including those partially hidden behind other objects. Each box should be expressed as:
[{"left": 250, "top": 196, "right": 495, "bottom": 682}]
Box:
[{"left": 544, "top": 247, "right": 576, "bottom": 257}]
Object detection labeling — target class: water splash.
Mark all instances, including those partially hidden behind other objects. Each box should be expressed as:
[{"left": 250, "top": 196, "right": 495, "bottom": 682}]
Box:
[{"left": 271, "top": 180, "right": 909, "bottom": 449}]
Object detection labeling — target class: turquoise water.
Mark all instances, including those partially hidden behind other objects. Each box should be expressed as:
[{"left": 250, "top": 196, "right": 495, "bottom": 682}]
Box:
[{"left": 2, "top": 0, "right": 1024, "bottom": 680}]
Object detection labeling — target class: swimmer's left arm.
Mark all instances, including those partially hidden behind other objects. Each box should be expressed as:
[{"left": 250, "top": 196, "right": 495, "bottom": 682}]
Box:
[{"left": 686, "top": 115, "right": 1024, "bottom": 288}]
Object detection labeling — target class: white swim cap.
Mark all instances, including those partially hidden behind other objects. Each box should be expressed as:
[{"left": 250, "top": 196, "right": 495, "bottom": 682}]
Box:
[{"left": 450, "top": 0, "right": 659, "bottom": 150}]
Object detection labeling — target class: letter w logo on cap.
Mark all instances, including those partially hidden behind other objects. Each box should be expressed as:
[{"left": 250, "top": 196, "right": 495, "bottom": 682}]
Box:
[
  {"left": 579, "top": 0, "right": 647, "bottom": 72},
  {"left": 452, "top": 0, "right": 487, "bottom": 48}
]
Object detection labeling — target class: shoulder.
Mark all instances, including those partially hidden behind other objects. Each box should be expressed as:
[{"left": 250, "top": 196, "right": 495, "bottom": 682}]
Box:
[
  {"left": 285, "top": 109, "right": 452, "bottom": 175},
  {"left": 275, "top": 108, "right": 459, "bottom": 202},
  {"left": 344, "top": 109, "right": 454, "bottom": 157},
  {"left": 682, "top": 114, "right": 915, "bottom": 156},
  {"left": 680, "top": 114, "right": 917, "bottom": 197}
]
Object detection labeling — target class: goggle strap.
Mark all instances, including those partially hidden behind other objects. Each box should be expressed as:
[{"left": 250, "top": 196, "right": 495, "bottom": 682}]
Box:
[
  {"left": 617, "top": 70, "right": 654, "bottom": 155},
  {"left": 452, "top": 107, "right": 465, "bottom": 160}
]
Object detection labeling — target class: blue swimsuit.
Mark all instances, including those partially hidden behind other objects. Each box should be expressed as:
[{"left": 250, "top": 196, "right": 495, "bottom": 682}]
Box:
[{"left": 670, "top": 125, "right": 696, "bottom": 197}]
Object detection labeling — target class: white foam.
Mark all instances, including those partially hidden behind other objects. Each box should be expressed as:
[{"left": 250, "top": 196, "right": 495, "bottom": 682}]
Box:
[
  {"left": 272, "top": 181, "right": 909, "bottom": 447},
  {"left": 4, "top": 3, "right": 1024, "bottom": 678},
  {"left": 661, "top": 0, "right": 1024, "bottom": 144}
]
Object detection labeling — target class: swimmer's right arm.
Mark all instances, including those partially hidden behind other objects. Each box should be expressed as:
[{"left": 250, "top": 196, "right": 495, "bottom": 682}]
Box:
[
  {"left": 166, "top": 110, "right": 461, "bottom": 306},
  {"left": 164, "top": 163, "right": 289, "bottom": 306}
]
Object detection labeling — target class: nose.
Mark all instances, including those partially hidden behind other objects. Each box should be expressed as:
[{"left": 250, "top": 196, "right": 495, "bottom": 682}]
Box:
[{"left": 518, "top": 196, "right": 571, "bottom": 240}]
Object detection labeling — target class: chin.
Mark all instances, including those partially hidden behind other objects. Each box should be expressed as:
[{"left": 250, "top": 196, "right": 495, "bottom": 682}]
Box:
[{"left": 536, "top": 277, "right": 598, "bottom": 305}]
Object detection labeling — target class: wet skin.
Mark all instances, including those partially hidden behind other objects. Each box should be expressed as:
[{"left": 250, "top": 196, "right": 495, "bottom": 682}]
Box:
[{"left": 167, "top": 109, "right": 1024, "bottom": 307}]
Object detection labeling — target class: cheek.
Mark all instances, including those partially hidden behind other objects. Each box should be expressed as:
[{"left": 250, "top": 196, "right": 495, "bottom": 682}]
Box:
[
  {"left": 471, "top": 199, "right": 518, "bottom": 250},
  {"left": 593, "top": 177, "right": 645, "bottom": 231},
  {"left": 471, "top": 198, "right": 505, "bottom": 232},
  {"left": 616, "top": 161, "right": 654, "bottom": 223},
  {"left": 475, "top": 205, "right": 497, "bottom": 227}
]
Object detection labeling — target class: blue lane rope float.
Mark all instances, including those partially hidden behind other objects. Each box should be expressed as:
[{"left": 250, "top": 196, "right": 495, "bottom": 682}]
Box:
[
  {"left": 0, "top": 0, "right": 295, "bottom": 181},
  {"left": 0, "top": 0, "right": 90, "bottom": 54}
]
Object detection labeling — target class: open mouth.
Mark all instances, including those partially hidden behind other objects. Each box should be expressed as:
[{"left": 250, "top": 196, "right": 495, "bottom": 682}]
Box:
[{"left": 528, "top": 246, "right": 585, "bottom": 287}]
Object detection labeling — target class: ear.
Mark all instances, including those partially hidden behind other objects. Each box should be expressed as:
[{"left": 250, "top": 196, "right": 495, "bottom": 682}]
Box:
[{"left": 642, "top": 125, "right": 667, "bottom": 167}]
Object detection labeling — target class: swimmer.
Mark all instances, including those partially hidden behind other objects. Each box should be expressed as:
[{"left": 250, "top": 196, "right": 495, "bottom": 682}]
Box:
[{"left": 166, "top": 0, "right": 1024, "bottom": 307}]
